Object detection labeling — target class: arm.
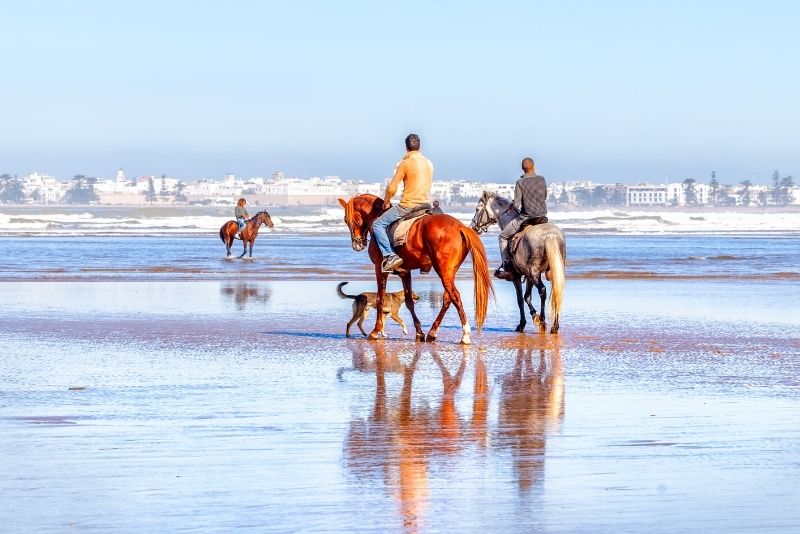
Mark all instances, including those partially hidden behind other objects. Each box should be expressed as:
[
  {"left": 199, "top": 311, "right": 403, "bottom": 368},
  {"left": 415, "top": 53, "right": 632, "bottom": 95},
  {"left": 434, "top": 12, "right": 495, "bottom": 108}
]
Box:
[
  {"left": 383, "top": 160, "right": 405, "bottom": 209},
  {"left": 513, "top": 181, "right": 523, "bottom": 212}
]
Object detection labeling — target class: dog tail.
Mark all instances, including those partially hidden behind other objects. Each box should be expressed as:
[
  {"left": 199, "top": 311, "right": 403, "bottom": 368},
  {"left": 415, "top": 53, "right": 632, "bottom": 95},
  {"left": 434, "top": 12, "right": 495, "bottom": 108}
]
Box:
[
  {"left": 460, "top": 226, "right": 495, "bottom": 331},
  {"left": 337, "top": 282, "right": 358, "bottom": 300}
]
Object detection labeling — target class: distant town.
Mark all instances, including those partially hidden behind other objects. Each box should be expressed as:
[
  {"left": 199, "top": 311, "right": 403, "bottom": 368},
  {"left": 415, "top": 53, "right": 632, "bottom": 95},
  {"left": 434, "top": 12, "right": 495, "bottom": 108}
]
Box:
[{"left": 0, "top": 170, "right": 797, "bottom": 208}]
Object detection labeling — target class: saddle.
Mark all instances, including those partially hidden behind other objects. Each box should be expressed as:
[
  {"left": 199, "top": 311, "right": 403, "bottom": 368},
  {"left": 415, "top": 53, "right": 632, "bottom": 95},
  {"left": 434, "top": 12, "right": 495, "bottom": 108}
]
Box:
[
  {"left": 509, "top": 216, "right": 549, "bottom": 255},
  {"left": 387, "top": 203, "right": 431, "bottom": 248}
]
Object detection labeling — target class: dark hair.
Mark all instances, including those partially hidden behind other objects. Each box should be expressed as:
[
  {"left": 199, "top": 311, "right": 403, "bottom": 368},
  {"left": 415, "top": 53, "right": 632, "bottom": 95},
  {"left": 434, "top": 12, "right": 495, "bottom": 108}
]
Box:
[
  {"left": 522, "top": 157, "right": 535, "bottom": 172},
  {"left": 405, "top": 133, "right": 421, "bottom": 151}
]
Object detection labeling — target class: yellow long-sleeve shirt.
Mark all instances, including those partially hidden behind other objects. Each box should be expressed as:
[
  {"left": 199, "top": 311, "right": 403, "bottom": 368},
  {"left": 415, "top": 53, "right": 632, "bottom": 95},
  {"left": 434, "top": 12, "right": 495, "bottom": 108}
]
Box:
[{"left": 385, "top": 150, "right": 434, "bottom": 209}]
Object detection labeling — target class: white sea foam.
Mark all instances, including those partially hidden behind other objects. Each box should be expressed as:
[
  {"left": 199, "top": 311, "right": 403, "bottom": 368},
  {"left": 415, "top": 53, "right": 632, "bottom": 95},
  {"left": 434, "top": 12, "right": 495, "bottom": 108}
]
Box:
[{"left": 1, "top": 207, "right": 798, "bottom": 236}]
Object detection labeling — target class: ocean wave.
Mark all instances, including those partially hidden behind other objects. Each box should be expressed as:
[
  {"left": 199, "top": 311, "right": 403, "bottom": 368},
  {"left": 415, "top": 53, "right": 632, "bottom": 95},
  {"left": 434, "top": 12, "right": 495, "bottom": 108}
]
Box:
[{"left": 2, "top": 207, "right": 800, "bottom": 236}]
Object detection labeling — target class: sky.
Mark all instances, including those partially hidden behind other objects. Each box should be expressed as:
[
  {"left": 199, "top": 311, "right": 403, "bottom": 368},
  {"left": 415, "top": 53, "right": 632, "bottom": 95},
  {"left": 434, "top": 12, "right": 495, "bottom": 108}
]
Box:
[{"left": 1, "top": 0, "right": 798, "bottom": 184}]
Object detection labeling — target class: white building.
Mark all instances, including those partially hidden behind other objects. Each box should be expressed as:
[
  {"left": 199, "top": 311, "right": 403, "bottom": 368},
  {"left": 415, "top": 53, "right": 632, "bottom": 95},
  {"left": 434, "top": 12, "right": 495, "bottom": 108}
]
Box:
[
  {"left": 628, "top": 184, "right": 668, "bottom": 206},
  {"left": 21, "top": 172, "right": 64, "bottom": 203}
]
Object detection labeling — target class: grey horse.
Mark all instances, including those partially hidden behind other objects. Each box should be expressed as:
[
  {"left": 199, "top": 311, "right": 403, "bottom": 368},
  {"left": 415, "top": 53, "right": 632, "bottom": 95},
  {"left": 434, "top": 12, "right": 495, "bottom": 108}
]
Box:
[{"left": 471, "top": 191, "right": 566, "bottom": 334}]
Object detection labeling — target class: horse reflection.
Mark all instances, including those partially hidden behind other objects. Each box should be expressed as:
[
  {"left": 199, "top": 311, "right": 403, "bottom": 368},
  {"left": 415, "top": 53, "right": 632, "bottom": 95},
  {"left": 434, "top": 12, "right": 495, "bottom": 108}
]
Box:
[
  {"left": 496, "top": 345, "right": 564, "bottom": 494},
  {"left": 343, "top": 344, "right": 486, "bottom": 532},
  {"left": 220, "top": 283, "right": 272, "bottom": 310}
]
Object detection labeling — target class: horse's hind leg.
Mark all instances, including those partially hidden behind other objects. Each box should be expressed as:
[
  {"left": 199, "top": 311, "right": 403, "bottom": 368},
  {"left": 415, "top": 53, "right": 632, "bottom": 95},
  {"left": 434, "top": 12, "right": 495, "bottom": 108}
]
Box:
[
  {"left": 430, "top": 270, "right": 471, "bottom": 344},
  {"left": 514, "top": 274, "right": 526, "bottom": 332},
  {"left": 533, "top": 275, "right": 547, "bottom": 334},
  {"left": 399, "top": 272, "right": 424, "bottom": 342},
  {"left": 426, "top": 291, "right": 451, "bottom": 342}
]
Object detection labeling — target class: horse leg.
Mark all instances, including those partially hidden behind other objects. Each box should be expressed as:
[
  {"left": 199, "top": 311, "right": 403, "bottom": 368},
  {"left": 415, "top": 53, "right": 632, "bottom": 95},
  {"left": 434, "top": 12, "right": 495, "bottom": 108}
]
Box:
[
  {"left": 368, "top": 269, "right": 389, "bottom": 340},
  {"left": 426, "top": 291, "right": 452, "bottom": 342},
  {"left": 430, "top": 266, "right": 471, "bottom": 344},
  {"left": 533, "top": 275, "right": 547, "bottom": 334},
  {"left": 239, "top": 235, "right": 247, "bottom": 259},
  {"left": 524, "top": 278, "right": 538, "bottom": 324},
  {"left": 399, "top": 272, "right": 425, "bottom": 342},
  {"left": 226, "top": 235, "right": 232, "bottom": 258},
  {"left": 248, "top": 240, "right": 254, "bottom": 259},
  {"left": 513, "top": 273, "right": 526, "bottom": 332}
]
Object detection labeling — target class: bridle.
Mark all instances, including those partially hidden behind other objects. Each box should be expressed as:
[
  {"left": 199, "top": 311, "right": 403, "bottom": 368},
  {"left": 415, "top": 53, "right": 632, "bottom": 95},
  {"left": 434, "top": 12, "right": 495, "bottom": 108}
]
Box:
[
  {"left": 344, "top": 201, "right": 368, "bottom": 251},
  {"left": 472, "top": 194, "right": 514, "bottom": 234}
]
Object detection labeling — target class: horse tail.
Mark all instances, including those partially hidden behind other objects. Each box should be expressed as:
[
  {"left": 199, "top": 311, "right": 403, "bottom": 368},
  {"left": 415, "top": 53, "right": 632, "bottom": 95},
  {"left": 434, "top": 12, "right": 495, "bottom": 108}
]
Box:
[
  {"left": 460, "top": 226, "right": 494, "bottom": 331},
  {"left": 219, "top": 224, "right": 227, "bottom": 243},
  {"left": 545, "top": 235, "right": 565, "bottom": 325},
  {"left": 337, "top": 282, "right": 358, "bottom": 300}
]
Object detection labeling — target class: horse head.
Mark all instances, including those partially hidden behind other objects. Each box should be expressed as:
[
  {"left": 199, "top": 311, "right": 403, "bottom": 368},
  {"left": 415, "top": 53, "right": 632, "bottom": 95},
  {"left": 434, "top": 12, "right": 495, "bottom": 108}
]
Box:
[
  {"left": 470, "top": 191, "right": 496, "bottom": 234},
  {"left": 338, "top": 195, "right": 383, "bottom": 252},
  {"left": 255, "top": 210, "right": 274, "bottom": 229}
]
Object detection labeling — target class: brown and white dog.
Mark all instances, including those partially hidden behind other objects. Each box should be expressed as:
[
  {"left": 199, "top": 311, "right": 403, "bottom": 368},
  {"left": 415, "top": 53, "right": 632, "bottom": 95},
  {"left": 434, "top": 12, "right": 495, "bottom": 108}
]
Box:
[{"left": 337, "top": 282, "right": 420, "bottom": 338}]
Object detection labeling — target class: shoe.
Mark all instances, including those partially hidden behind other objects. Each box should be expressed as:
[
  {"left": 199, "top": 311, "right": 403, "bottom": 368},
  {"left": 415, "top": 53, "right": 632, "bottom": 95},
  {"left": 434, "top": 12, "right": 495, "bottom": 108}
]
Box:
[
  {"left": 494, "top": 262, "right": 514, "bottom": 281},
  {"left": 382, "top": 254, "right": 403, "bottom": 272}
]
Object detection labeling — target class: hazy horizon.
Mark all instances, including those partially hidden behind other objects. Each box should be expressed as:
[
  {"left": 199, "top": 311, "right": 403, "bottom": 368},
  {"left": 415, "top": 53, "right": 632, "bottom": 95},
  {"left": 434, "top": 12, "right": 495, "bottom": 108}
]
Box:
[{"left": 2, "top": 1, "right": 798, "bottom": 184}]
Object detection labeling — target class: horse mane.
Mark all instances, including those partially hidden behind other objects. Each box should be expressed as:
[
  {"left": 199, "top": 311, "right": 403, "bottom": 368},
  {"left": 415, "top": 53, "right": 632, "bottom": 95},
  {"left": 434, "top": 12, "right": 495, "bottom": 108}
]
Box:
[{"left": 484, "top": 190, "right": 516, "bottom": 214}]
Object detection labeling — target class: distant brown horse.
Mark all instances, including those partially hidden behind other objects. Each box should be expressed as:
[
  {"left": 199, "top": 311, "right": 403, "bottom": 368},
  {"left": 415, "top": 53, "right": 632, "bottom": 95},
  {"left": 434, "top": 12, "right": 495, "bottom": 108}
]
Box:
[
  {"left": 219, "top": 210, "right": 274, "bottom": 259},
  {"left": 338, "top": 194, "right": 493, "bottom": 344}
]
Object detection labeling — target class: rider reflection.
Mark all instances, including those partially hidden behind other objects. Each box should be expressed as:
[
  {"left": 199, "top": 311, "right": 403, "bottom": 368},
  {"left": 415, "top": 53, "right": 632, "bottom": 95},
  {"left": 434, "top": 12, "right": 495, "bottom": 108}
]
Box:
[{"left": 496, "top": 345, "right": 564, "bottom": 493}]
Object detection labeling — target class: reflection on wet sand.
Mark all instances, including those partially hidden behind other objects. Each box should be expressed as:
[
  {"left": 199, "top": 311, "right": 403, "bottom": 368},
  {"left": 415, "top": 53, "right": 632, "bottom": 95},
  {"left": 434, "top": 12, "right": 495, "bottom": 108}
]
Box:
[
  {"left": 497, "top": 346, "right": 564, "bottom": 493},
  {"left": 426, "top": 289, "right": 444, "bottom": 311},
  {"left": 344, "top": 342, "right": 563, "bottom": 531},
  {"left": 220, "top": 283, "right": 272, "bottom": 310}
]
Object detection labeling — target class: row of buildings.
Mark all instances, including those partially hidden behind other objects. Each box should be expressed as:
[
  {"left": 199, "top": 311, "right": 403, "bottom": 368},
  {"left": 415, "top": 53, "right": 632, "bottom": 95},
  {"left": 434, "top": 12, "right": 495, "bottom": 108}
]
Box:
[{"left": 7, "top": 170, "right": 799, "bottom": 208}]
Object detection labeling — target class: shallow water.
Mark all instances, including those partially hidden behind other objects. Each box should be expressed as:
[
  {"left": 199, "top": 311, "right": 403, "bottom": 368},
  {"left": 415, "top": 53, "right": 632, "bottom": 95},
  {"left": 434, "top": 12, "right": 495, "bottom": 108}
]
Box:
[
  {"left": 1, "top": 234, "right": 798, "bottom": 281},
  {"left": 1, "top": 279, "right": 798, "bottom": 532}
]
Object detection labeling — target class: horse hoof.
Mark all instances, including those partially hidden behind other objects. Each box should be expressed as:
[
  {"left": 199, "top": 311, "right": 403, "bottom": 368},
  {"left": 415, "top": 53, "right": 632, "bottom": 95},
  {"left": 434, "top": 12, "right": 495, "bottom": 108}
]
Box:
[
  {"left": 538, "top": 324, "right": 547, "bottom": 335},
  {"left": 533, "top": 314, "right": 541, "bottom": 326},
  {"left": 425, "top": 334, "right": 437, "bottom": 342},
  {"left": 550, "top": 327, "right": 560, "bottom": 335},
  {"left": 460, "top": 335, "right": 472, "bottom": 345},
  {"left": 415, "top": 333, "right": 425, "bottom": 342},
  {"left": 367, "top": 332, "right": 381, "bottom": 340},
  {"left": 515, "top": 324, "right": 526, "bottom": 333}
]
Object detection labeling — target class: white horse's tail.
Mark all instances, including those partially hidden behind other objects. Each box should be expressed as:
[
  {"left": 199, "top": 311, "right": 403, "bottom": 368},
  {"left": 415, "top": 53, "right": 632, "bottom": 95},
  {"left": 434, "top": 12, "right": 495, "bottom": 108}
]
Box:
[{"left": 545, "top": 235, "right": 565, "bottom": 324}]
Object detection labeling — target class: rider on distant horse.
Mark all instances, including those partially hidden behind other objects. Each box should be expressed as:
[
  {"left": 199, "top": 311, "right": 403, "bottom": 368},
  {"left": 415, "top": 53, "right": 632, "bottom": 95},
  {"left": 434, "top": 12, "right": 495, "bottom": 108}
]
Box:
[
  {"left": 495, "top": 157, "right": 549, "bottom": 280},
  {"left": 372, "top": 133, "right": 434, "bottom": 272},
  {"left": 234, "top": 197, "right": 249, "bottom": 240}
]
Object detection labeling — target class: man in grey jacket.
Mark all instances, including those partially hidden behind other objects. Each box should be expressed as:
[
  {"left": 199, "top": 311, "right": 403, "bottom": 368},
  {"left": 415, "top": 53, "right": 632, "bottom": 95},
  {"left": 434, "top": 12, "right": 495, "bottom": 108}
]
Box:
[{"left": 495, "top": 157, "right": 549, "bottom": 280}]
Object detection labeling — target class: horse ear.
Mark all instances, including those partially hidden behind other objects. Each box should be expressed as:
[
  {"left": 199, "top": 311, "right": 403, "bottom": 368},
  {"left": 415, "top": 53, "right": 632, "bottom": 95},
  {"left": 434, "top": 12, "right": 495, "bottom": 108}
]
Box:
[{"left": 337, "top": 198, "right": 348, "bottom": 210}]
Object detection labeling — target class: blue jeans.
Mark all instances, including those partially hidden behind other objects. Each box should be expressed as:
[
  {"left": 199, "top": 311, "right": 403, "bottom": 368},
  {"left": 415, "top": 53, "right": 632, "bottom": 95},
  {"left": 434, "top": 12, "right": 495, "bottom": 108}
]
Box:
[
  {"left": 372, "top": 204, "right": 410, "bottom": 257},
  {"left": 236, "top": 217, "right": 246, "bottom": 232}
]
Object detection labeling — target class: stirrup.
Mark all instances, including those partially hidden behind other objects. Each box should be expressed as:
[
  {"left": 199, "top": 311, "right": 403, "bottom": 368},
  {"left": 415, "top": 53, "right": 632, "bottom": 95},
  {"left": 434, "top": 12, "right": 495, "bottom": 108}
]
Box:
[{"left": 382, "top": 255, "right": 403, "bottom": 273}]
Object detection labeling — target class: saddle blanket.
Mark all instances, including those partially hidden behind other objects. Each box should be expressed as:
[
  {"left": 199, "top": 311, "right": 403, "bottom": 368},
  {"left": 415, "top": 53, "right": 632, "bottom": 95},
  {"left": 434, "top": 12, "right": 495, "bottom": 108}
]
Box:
[{"left": 390, "top": 213, "right": 426, "bottom": 247}]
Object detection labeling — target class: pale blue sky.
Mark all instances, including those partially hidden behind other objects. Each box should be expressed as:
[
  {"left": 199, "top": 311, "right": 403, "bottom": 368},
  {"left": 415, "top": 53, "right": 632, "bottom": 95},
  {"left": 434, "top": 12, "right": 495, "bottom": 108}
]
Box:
[{"left": 1, "top": 0, "right": 797, "bottom": 183}]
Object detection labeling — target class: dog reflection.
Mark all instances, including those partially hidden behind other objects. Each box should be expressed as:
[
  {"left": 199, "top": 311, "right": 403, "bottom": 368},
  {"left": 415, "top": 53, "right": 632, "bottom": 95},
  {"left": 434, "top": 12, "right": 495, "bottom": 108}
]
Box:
[
  {"left": 220, "top": 283, "right": 272, "bottom": 310},
  {"left": 343, "top": 344, "right": 486, "bottom": 532},
  {"left": 496, "top": 346, "right": 564, "bottom": 494}
]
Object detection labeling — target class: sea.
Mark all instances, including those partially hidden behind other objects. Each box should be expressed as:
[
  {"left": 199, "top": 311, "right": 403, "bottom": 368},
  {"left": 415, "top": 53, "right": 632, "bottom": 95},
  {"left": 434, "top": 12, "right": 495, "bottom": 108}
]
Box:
[{"left": 0, "top": 204, "right": 798, "bottom": 282}]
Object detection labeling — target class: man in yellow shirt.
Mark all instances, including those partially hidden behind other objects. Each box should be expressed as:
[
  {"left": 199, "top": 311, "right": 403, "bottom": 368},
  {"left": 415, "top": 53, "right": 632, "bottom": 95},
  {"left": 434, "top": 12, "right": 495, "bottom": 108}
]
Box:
[{"left": 373, "top": 133, "right": 434, "bottom": 272}]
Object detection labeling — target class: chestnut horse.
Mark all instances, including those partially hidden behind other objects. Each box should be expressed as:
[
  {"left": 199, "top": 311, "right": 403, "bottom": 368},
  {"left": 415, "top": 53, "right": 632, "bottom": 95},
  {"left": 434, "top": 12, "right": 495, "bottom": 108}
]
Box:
[
  {"left": 338, "top": 194, "right": 493, "bottom": 344},
  {"left": 219, "top": 210, "right": 274, "bottom": 259}
]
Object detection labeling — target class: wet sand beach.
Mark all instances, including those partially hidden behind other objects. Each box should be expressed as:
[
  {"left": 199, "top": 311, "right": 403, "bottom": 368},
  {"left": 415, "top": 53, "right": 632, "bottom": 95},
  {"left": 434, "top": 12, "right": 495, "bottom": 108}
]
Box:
[{"left": 1, "top": 278, "right": 799, "bottom": 532}]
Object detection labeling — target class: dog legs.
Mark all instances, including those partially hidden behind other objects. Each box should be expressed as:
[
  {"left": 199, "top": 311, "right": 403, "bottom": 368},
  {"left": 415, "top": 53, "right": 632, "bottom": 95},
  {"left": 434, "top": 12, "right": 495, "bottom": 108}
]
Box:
[{"left": 389, "top": 309, "right": 409, "bottom": 335}]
